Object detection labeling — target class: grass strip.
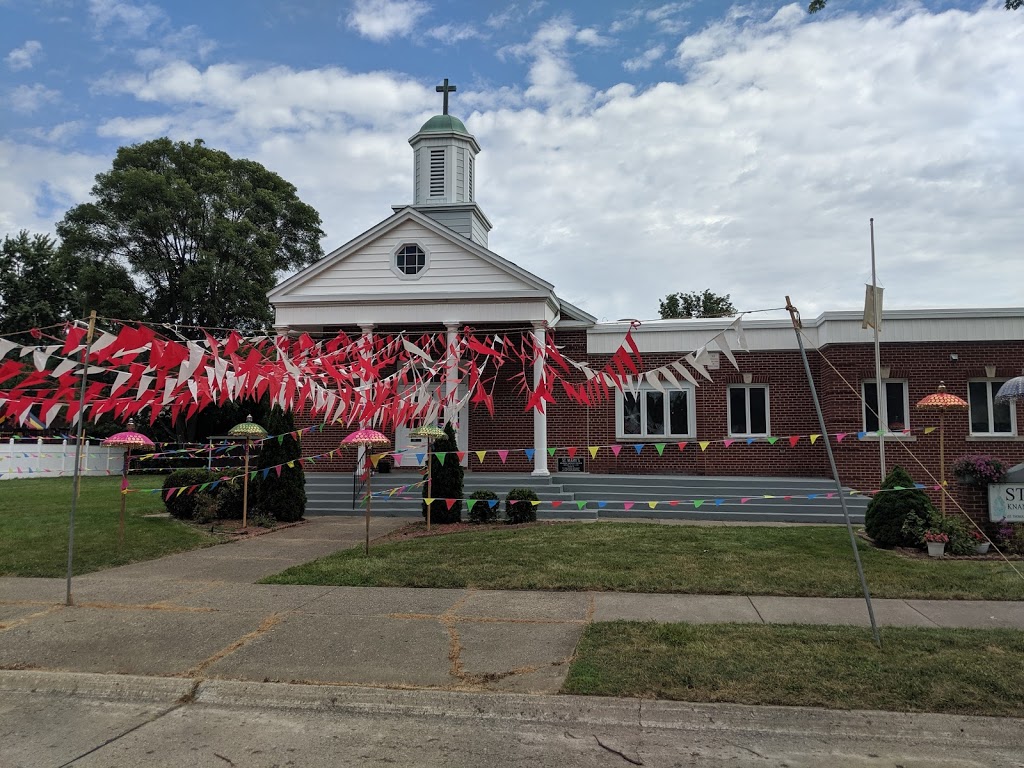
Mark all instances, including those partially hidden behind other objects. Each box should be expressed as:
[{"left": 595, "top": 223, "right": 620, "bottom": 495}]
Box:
[
  {"left": 0, "top": 476, "right": 221, "bottom": 577},
  {"left": 563, "top": 622, "right": 1024, "bottom": 717},
  {"left": 263, "top": 522, "right": 1024, "bottom": 600}
]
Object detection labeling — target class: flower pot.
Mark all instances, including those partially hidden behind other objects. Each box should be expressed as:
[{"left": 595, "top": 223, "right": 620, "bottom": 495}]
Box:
[
  {"left": 927, "top": 541, "right": 946, "bottom": 558},
  {"left": 976, "top": 542, "right": 990, "bottom": 555}
]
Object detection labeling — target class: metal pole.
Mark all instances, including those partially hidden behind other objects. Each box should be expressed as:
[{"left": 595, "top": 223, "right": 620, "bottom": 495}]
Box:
[
  {"left": 66, "top": 311, "right": 97, "bottom": 606},
  {"left": 786, "top": 297, "right": 881, "bottom": 648},
  {"left": 870, "top": 218, "right": 887, "bottom": 481},
  {"left": 365, "top": 449, "right": 372, "bottom": 554},
  {"left": 118, "top": 448, "right": 128, "bottom": 546},
  {"left": 939, "top": 411, "right": 946, "bottom": 518}
]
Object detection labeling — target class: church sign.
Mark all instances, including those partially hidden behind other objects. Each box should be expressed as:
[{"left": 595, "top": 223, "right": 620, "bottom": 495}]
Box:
[
  {"left": 557, "top": 457, "right": 585, "bottom": 473},
  {"left": 987, "top": 484, "right": 1024, "bottom": 522}
]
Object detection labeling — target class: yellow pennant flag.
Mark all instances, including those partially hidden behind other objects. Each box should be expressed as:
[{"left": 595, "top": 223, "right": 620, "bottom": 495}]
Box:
[
  {"left": 424, "top": 497, "right": 435, "bottom": 506},
  {"left": 924, "top": 426, "right": 937, "bottom": 434},
  {"left": 475, "top": 450, "right": 487, "bottom": 463},
  {"left": 810, "top": 434, "right": 820, "bottom": 445},
  {"left": 648, "top": 501, "right": 658, "bottom": 509},
  {"left": 699, "top": 441, "right": 710, "bottom": 452},
  {"left": 588, "top": 446, "right": 600, "bottom": 459}
]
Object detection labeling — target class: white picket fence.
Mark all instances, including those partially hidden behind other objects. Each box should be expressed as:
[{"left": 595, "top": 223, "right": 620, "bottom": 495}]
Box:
[{"left": 0, "top": 438, "right": 123, "bottom": 480}]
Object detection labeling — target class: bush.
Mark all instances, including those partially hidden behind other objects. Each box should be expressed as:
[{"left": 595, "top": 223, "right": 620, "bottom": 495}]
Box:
[
  {"left": 903, "top": 506, "right": 974, "bottom": 554},
  {"left": 468, "top": 490, "right": 500, "bottom": 523},
  {"left": 864, "top": 465, "right": 935, "bottom": 547},
  {"left": 505, "top": 487, "right": 539, "bottom": 524},
  {"left": 422, "top": 422, "right": 463, "bottom": 524},
  {"left": 254, "top": 407, "right": 306, "bottom": 523},
  {"left": 216, "top": 479, "right": 244, "bottom": 520},
  {"left": 162, "top": 468, "right": 217, "bottom": 519}
]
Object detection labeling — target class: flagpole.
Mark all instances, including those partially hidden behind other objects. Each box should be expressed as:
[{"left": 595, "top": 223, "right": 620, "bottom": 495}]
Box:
[
  {"left": 871, "top": 218, "right": 887, "bottom": 482},
  {"left": 66, "top": 310, "right": 97, "bottom": 606}
]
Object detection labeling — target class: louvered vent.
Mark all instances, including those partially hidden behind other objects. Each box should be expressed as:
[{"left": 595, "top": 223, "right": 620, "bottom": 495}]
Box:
[
  {"left": 468, "top": 155, "right": 473, "bottom": 200},
  {"left": 429, "top": 149, "right": 445, "bottom": 197}
]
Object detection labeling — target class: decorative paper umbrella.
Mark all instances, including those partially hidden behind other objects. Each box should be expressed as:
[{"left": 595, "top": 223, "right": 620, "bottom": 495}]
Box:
[
  {"left": 342, "top": 428, "right": 391, "bottom": 554},
  {"left": 410, "top": 424, "right": 446, "bottom": 531},
  {"left": 102, "top": 419, "right": 154, "bottom": 545},
  {"left": 228, "top": 415, "right": 268, "bottom": 529},
  {"left": 916, "top": 382, "right": 968, "bottom": 517},
  {"left": 995, "top": 374, "right": 1024, "bottom": 404}
]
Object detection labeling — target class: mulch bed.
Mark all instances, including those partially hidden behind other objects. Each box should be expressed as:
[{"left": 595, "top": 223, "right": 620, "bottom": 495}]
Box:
[{"left": 856, "top": 530, "right": 1021, "bottom": 560}]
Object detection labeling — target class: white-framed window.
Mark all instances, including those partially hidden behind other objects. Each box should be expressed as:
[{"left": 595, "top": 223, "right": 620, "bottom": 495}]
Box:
[
  {"left": 728, "top": 385, "right": 769, "bottom": 436},
  {"left": 862, "top": 379, "right": 909, "bottom": 433},
  {"left": 616, "top": 385, "right": 695, "bottom": 440},
  {"left": 968, "top": 380, "right": 1015, "bottom": 436},
  {"left": 391, "top": 242, "right": 429, "bottom": 279}
]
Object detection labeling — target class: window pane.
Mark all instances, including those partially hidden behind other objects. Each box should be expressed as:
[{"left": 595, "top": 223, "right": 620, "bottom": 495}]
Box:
[
  {"left": 729, "top": 388, "right": 747, "bottom": 434},
  {"left": 864, "top": 382, "right": 879, "bottom": 432},
  {"left": 669, "top": 391, "right": 688, "bottom": 435},
  {"left": 623, "top": 393, "right": 640, "bottom": 435},
  {"left": 646, "top": 391, "right": 665, "bottom": 435},
  {"left": 750, "top": 387, "right": 768, "bottom": 434},
  {"left": 992, "top": 382, "right": 1012, "bottom": 433},
  {"left": 969, "top": 381, "right": 990, "bottom": 433},
  {"left": 885, "top": 382, "right": 906, "bottom": 428}
]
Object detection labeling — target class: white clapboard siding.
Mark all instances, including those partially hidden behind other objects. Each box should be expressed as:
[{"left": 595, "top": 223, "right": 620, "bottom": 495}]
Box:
[{"left": 289, "top": 219, "right": 530, "bottom": 296}]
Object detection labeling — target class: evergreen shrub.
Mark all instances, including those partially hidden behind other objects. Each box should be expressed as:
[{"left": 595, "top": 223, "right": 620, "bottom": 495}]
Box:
[
  {"left": 505, "top": 487, "right": 539, "bottom": 524},
  {"left": 864, "top": 465, "right": 934, "bottom": 547},
  {"left": 422, "top": 422, "right": 463, "bottom": 524},
  {"left": 162, "top": 468, "right": 217, "bottom": 519},
  {"left": 468, "top": 490, "right": 500, "bottom": 523},
  {"left": 254, "top": 407, "right": 306, "bottom": 522}
]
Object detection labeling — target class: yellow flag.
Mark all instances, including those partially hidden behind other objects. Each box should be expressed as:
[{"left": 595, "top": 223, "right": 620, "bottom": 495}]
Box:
[
  {"left": 475, "top": 451, "right": 487, "bottom": 463},
  {"left": 699, "top": 441, "right": 710, "bottom": 452},
  {"left": 588, "top": 446, "right": 599, "bottom": 459},
  {"left": 810, "top": 434, "right": 820, "bottom": 445},
  {"left": 924, "top": 426, "right": 937, "bottom": 434}
]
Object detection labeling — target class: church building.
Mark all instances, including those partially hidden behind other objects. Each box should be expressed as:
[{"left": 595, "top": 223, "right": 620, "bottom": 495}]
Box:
[{"left": 269, "top": 85, "right": 1024, "bottom": 497}]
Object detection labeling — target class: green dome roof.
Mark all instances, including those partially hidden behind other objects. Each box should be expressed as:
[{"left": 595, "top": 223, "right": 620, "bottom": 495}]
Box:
[{"left": 418, "top": 114, "right": 469, "bottom": 134}]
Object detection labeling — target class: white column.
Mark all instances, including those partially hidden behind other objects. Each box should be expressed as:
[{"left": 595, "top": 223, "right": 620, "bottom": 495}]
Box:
[
  {"left": 443, "top": 322, "right": 460, "bottom": 429},
  {"left": 532, "top": 321, "right": 549, "bottom": 476},
  {"left": 357, "top": 323, "right": 374, "bottom": 467}
]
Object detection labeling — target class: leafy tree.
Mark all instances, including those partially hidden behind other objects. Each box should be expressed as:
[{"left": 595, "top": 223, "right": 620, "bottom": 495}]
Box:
[
  {"left": 422, "top": 422, "right": 463, "bottom": 524},
  {"left": 57, "top": 137, "right": 325, "bottom": 333},
  {"left": 658, "top": 289, "right": 736, "bottom": 319},
  {"left": 0, "top": 231, "right": 70, "bottom": 334},
  {"left": 810, "top": 1, "right": 1019, "bottom": 11},
  {"left": 254, "top": 406, "right": 306, "bottom": 523}
]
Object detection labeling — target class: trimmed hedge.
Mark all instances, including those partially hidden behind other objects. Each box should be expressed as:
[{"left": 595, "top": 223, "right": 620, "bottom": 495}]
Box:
[
  {"left": 865, "top": 465, "right": 934, "bottom": 547},
  {"left": 505, "top": 487, "right": 539, "bottom": 524},
  {"left": 468, "top": 490, "right": 500, "bottom": 523},
  {"left": 162, "top": 468, "right": 218, "bottom": 520}
]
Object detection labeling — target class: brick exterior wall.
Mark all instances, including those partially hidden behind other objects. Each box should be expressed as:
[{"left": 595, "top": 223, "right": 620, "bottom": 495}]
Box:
[{"left": 298, "top": 326, "right": 1024, "bottom": 523}]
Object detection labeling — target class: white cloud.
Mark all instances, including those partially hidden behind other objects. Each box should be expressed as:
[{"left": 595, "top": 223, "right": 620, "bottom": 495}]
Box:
[
  {"left": 346, "top": 0, "right": 430, "bottom": 42},
  {"left": 623, "top": 44, "right": 665, "bottom": 71},
  {"left": 500, "top": 16, "right": 594, "bottom": 113},
  {"left": 575, "top": 27, "right": 614, "bottom": 47},
  {"left": 611, "top": 3, "right": 690, "bottom": 35},
  {"left": 29, "top": 121, "right": 83, "bottom": 144},
  {"left": 9, "top": 84, "right": 61, "bottom": 113},
  {"left": 6, "top": 40, "right": 42, "bottom": 71},
  {"left": 425, "top": 23, "right": 482, "bottom": 44},
  {"left": 89, "top": 0, "right": 165, "bottom": 38}
]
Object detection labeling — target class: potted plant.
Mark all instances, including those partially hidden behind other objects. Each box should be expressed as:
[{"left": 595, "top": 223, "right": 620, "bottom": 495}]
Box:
[
  {"left": 970, "top": 530, "right": 990, "bottom": 555},
  {"left": 951, "top": 454, "right": 1007, "bottom": 486},
  {"left": 924, "top": 530, "right": 949, "bottom": 558}
]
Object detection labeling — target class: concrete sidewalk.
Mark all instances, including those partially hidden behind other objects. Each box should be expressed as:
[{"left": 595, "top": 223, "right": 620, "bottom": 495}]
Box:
[{"left": 2, "top": 515, "right": 1024, "bottom": 695}]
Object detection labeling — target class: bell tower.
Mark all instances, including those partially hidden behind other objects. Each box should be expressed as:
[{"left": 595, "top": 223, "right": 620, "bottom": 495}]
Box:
[{"left": 404, "top": 78, "right": 492, "bottom": 247}]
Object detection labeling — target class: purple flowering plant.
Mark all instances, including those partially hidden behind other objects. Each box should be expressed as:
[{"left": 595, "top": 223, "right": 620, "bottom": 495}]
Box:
[{"left": 951, "top": 454, "right": 1007, "bottom": 485}]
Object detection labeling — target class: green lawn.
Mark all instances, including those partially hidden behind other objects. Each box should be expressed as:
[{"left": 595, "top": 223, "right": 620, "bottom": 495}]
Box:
[
  {"left": 0, "top": 476, "right": 222, "bottom": 577},
  {"left": 563, "top": 622, "right": 1024, "bottom": 718},
  {"left": 263, "top": 522, "right": 1024, "bottom": 600}
]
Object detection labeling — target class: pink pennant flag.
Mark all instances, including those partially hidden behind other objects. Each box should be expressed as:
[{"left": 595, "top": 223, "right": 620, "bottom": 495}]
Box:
[
  {"left": 623, "top": 501, "right": 634, "bottom": 511},
  {"left": 393, "top": 453, "right": 403, "bottom": 467},
  {"left": 723, "top": 439, "right": 735, "bottom": 448},
  {"left": 741, "top": 497, "right": 750, "bottom": 504},
  {"left": 836, "top": 433, "right": 847, "bottom": 443},
  {"left": 497, "top": 450, "right": 509, "bottom": 463},
  {"left": 611, "top": 444, "right": 622, "bottom": 457},
  {"left": 274, "top": 465, "right": 282, "bottom": 477}
]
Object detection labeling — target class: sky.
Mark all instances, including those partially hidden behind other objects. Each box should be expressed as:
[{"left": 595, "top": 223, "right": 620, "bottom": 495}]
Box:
[{"left": 1, "top": 0, "right": 1022, "bottom": 323}]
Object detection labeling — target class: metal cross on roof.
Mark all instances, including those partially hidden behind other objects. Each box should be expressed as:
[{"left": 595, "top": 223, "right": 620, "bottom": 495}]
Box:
[{"left": 435, "top": 78, "right": 456, "bottom": 115}]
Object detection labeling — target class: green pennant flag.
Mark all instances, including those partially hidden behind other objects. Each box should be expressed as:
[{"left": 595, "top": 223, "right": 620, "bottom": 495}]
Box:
[
  {"left": 466, "top": 499, "right": 477, "bottom": 512},
  {"left": 198, "top": 483, "right": 210, "bottom": 492},
  {"left": 435, "top": 452, "right": 447, "bottom": 465},
  {"left": 278, "top": 435, "right": 284, "bottom": 444},
  {"left": 576, "top": 500, "right": 588, "bottom": 510},
  {"left": 655, "top": 443, "right": 666, "bottom": 456},
  {"left": 547, "top": 447, "right": 557, "bottom": 457},
  {"left": 767, "top": 437, "right": 779, "bottom": 445},
  {"left": 693, "top": 499, "right": 704, "bottom": 508}
]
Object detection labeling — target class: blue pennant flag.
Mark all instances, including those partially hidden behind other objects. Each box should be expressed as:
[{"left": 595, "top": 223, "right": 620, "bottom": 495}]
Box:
[
  {"left": 714, "top": 498, "right": 724, "bottom": 506},
  {"left": 524, "top": 449, "right": 535, "bottom": 461},
  {"left": 598, "top": 501, "right": 607, "bottom": 508},
  {"left": 415, "top": 453, "right": 425, "bottom": 464},
  {"left": 634, "top": 444, "right": 645, "bottom": 455},
  {"left": 808, "top": 494, "right": 818, "bottom": 499},
  {"left": 746, "top": 438, "right": 755, "bottom": 445},
  {"left": 261, "top": 468, "right": 271, "bottom": 479},
  {"left": 487, "top": 499, "right": 498, "bottom": 508}
]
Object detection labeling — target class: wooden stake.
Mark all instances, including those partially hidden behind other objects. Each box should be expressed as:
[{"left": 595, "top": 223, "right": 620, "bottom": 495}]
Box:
[
  {"left": 66, "top": 310, "right": 97, "bottom": 607},
  {"left": 242, "top": 440, "right": 250, "bottom": 529}
]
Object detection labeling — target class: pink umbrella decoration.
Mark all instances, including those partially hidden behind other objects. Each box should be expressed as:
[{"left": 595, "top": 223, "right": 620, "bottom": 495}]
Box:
[
  {"left": 342, "top": 428, "right": 391, "bottom": 554},
  {"left": 102, "top": 420, "right": 155, "bottom": 545}
]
